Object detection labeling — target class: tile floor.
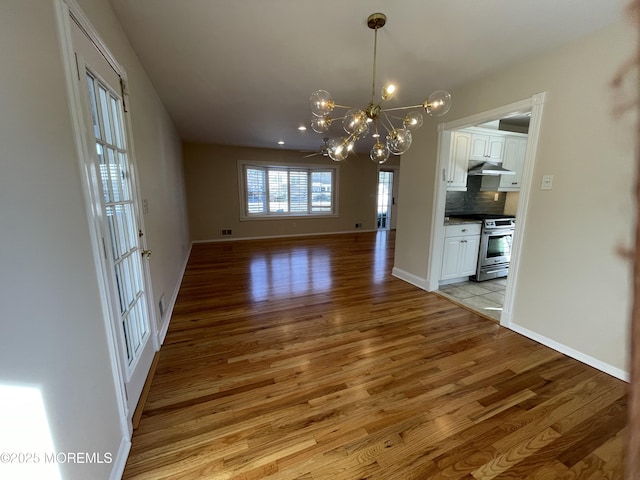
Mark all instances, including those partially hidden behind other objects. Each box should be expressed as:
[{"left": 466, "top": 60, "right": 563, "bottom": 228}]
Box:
[{"left": 437, "top": 277, "right": 508, "bottom": 321}]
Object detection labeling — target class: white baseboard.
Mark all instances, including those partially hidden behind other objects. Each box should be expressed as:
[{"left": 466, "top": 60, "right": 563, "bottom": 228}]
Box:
[
  {"left": 391, "top": 267, "right": 428, "bottom": 291},
  {"left": 109, "top": 435, "right": 131, "bottom": 480},
  {"left": 508, "top": 322, "right": 629, "bottom": 382},
  {"left": 157, "top": 243, "right": 192, "bottom": 346},
  {"left": 192, "top": 228, "right": 379, "bottom": 244}
]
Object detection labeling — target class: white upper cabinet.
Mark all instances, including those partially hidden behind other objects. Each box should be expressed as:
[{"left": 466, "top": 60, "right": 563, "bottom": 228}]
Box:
[
  {"left": 446, "top": 131, "right": 471, "bottom": 191},
  {"left": 446, "top": 127, "right": 527, "bottom": 192},
  {"left": 481, "top": 134, "right": 528, "bottom": 192},
  {"left": 469, "top": 132, "right": 505, "bottom": 162},
  {"left": 500, "top": 136, "right": 527, "bottom": 189}
]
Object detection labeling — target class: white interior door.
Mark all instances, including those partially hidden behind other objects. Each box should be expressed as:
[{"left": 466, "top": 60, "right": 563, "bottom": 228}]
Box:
[
  {"left": 70, "top": 19, "right": 156, "bottom": 421},
  {"left": 377, "top": 170, "right": 393, "bottom": 230},
  {"left": 377, "top": 169, "right": 399, "bottom": 230}
]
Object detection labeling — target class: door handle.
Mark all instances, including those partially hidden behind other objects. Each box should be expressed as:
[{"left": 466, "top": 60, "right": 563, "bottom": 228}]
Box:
[{"left": 141, "top": 249, "right": 152, "bottom": 259}]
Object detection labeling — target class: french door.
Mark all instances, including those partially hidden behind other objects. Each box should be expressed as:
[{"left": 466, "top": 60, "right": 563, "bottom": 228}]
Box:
[
  {"left": 377, "top": 169, "right": 399, "bottom": 230},
  {"left": 70, "top": 18, "right": 156, "bottom": 423}
]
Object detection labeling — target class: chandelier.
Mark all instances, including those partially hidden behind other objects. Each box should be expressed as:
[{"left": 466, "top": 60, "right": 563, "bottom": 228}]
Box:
[{"left": 308, "top": 13, "right": 452, "bottom": 164}]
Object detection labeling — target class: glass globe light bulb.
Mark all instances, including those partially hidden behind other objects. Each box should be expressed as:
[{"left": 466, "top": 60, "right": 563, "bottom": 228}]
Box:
[
  {"left": 311, "top": 116, "right": 331, "bottom": 133},
  {"left": 403, "top": 111, "right": 424, "bottom": 131},
  {"left": 424, "top": 90, "right": 452, "bottom": 117},
  {"left": 356, "top": 120, "right": 369, "bottom": 137},
  {"left": 381, "top": 83, "right": 396, "bottom": 101},
  {"left": 310, "top": 90, "right": 335, "bottom": 117},
  {"left": 343, "top": 109, "right": 368, "bottom": 136},
  {"left": 370, "top": 141, "right": 390, "bottom": 164},
  {"left": 386, "top": 128, "right": 412, "bottom": 155},
  {"left": 327, "top": 137, "right": 349, "bottom": 162},
  {"left": 346, "top": 139, "right": 356, "bottom": 151}
]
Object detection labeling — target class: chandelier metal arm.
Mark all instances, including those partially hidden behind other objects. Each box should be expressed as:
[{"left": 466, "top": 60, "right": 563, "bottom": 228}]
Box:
[
  {"left": 329, "top": 114, "right": 349, "bottom": 123},
  {"left": 384, "top": 113, "right": 410, "bottom": 122},
  {"left": 378, "top": 110, "right": 396, "bottom": 134},
  {"left": 381, "top": 104, "right": 425, "bottom": 112}
]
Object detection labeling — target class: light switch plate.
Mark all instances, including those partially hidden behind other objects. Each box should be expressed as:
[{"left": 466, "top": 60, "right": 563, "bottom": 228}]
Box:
[{"left": 541, "top": 174, "right": 554, "bottom": 190}]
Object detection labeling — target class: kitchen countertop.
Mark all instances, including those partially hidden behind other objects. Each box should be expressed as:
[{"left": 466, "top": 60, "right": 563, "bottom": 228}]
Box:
[{"left": 444, "top": 217, "right": 483, "bottom": 226}]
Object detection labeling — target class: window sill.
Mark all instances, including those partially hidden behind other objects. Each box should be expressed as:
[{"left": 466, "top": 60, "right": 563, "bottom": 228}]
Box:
[{"left": 240, "top": 213, "right": 339, "bottom": 222}]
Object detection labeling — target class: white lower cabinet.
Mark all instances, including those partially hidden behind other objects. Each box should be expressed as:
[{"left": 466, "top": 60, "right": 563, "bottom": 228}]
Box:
[{"left": 440, "top": 224, "right": 481, "bottom": 281}]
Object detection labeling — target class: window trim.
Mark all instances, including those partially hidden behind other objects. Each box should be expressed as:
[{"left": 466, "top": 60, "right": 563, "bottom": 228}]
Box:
[{"left": 237, "top": 160, "right": 339, "bottom": 221}]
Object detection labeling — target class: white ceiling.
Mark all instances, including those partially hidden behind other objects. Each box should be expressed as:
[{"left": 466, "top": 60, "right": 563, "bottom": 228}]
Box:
[{"left": 108, "top": 0, "right": 626, "bottom": 154}]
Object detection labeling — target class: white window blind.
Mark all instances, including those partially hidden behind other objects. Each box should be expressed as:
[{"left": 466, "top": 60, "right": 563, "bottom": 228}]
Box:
[{"left": 240, "top": 162, "right": 337, "bottom": 219}]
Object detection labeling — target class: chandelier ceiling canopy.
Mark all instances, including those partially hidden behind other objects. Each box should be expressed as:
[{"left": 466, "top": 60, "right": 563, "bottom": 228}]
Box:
[{"left": 308, "top": 12, "right": 452, "bottom": 164}]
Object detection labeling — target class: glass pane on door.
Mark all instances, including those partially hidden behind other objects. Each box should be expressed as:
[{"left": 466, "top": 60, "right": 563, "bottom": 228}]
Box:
[
  {"left": 377, "top": 171, "right": 393, "bottom": 230},
  {"left": 87, "top": 71, "right": 149, "bottom": 366}
]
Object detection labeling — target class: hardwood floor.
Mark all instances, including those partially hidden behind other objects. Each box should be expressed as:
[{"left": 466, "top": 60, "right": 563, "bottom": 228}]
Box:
[{"left": 123, "top": 231, "right": 627, "bottom": 479}]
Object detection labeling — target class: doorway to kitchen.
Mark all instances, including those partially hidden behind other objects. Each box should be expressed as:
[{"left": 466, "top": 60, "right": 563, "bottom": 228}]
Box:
[
  {"left": 377, "top": 168, "right": 399, "bottom": 230},
  {"left": 428, "top": 93, "right": 547, "bottom": 327}
]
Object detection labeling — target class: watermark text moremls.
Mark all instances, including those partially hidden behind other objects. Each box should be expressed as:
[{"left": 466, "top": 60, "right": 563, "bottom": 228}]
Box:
[
  {"left": 45, "top": 452, "right": 113, "bottom": 464},
  {"left": 0, "top": 451, "right": 112, "bottom": 464}
]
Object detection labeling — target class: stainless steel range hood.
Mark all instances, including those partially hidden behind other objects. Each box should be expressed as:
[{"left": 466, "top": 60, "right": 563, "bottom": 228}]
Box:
[{"left": 467, "top": 162, "right": 515, "bottom": 176}]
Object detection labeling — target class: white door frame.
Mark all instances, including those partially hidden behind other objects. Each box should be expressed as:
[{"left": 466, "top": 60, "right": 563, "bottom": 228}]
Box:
[
  {"left": 426, "top": 92, "right": 547, "bottom": 328},
  {"left": 376, "top": 166, "right": 399, "bottom": 230},
  {"left": 54, "top": 0, "right": 158, "bottom": 439}
]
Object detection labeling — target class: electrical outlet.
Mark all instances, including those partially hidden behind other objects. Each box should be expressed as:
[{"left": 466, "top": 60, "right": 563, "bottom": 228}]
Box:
[
  {"left": 355, "top": 223, "right": 362, "bottom": 228},
  {"left": 221, "top": 229, "right": 233, "bottom": 236}
]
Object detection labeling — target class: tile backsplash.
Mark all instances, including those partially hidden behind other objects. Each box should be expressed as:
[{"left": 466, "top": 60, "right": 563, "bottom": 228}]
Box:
[{"left": 445, "top": 176, "right": 506, "bottom": 215}]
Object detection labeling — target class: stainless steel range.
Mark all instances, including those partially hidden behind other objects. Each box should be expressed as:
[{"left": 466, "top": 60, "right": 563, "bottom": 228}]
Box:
[
  {"left": 452, "top": 214, "right": 515, "bottom": 282},
  {"left": 473, "top": 216, "right": 515, "bottom": 281}
]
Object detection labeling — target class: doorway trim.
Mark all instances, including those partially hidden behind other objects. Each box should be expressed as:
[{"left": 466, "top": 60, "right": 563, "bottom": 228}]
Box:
[{"left": 427, "top": 92, "right": 547, "bottom": 328}]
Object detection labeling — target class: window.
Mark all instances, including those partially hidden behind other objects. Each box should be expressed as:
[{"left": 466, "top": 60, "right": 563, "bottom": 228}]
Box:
[{"left": 239, "top": 161, "right": 337, "bottom": 219}]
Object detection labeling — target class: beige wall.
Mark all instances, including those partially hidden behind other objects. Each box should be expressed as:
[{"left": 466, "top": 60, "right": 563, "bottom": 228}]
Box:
[
  {"left": 184, "top": 143, "right": 400, "bottom": 241},
  {"left": 0, "top": 0, "right": 189, "bottom": 478},
  {"left": 395, "top": 21, "right": 635, "bottom": 374}
]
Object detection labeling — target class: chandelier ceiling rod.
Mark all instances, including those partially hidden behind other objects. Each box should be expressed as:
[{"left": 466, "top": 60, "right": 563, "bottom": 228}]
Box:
[{"left": 369, "top": 13, "right": 386, "bottom": 104}]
